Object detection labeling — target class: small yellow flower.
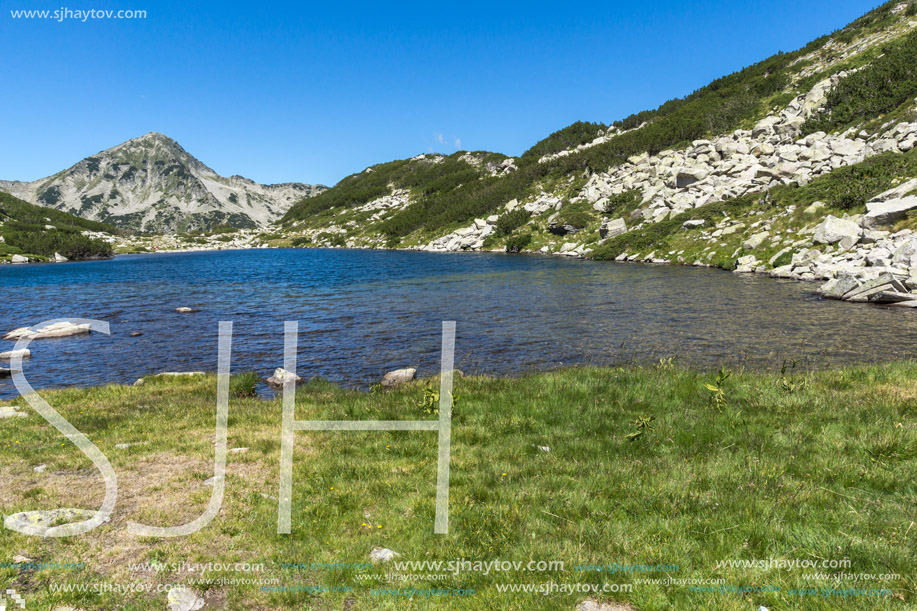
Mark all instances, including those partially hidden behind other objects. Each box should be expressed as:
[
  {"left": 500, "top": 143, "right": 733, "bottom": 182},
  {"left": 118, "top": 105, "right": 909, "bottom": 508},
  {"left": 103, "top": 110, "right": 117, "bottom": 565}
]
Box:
[
  {"left": 330, "top": 486, "right": 334, "bottom": 490},
  {"left": 377, "top": 525, "right": 382, "bottom": 529},
  {"left": 501, "top": 472, "right": 506, "bottom": 476}
]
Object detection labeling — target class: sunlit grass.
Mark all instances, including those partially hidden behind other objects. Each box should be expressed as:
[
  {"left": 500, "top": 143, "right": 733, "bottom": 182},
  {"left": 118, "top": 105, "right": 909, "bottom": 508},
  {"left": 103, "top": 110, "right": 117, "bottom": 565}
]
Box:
[{"left": 0, "top": 363, "right": 914, "bottom": 609}]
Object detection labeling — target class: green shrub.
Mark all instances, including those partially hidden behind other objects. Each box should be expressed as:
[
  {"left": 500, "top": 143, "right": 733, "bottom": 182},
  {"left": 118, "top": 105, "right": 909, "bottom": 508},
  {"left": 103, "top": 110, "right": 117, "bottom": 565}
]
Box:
[
  {"left": 778, "top": 149, "right": 917, "bottom": 210},
  {"left": 556, "top": 210, "right": 593, "bottom": 229},
  {"left": 907, "top": 2, "right": 916, "bottom": 17},
  {"left": 317, "top": 233, "right": 347, "bottom": 247},
  {"left": 230, "top": 371, "right": 259, "bottom": 398},
  {"left": 291, "top": 236, "right": 312, "bottom": 247},
  {"left": 603, "top": 190, "right": 641, "bottom": 214},
  {"left": 494, "top": 208, "right": 531, "bottom": 236},
  {"left": 803, "top": 30, "right": 917, "bottom": 135},
  {"left": 521, "top": 121, "right": 608, "bottom": 162},
  {"left": 505, "top": 233, "right": 532, "bottom": 253}
]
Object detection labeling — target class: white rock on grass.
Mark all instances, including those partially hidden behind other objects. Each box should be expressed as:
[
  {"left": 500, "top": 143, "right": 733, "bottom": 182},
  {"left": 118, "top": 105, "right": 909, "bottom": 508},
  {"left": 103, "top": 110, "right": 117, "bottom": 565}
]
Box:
[
  {"left": 380, "top": 368, "right": 416, "bottom": 388},
  {"left": 167, "top": 587, "right": 205, "bottom": 611},
  {"left": 862, "top": 196, "right": 917, "bottom": 228},
  {"left": 812, "top": 215, "right": 861, "bottom": 245},
  {"left": 369, "top": 547, "right": 400, "bottom": 563},
  {"left": 576, "top": 600, "right": 635, "bottom": 611},
  {"left": 4, "top": 508, "right": 102, "bottom": 536},
  {"left": 743, "top": 231, "right": 770, "bottom": 250},
  {"left": 0, "top": 405, "right": 27, "bottom": 418},
  {"left": 599, "top": 218, "right": 627, "bottom": 239}
]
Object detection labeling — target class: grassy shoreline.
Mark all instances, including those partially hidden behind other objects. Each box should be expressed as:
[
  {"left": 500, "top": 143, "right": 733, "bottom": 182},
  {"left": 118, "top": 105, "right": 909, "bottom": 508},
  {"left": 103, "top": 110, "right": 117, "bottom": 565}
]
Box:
[{"left": 1, "top": 363, "right": 915, "bottom": 610}]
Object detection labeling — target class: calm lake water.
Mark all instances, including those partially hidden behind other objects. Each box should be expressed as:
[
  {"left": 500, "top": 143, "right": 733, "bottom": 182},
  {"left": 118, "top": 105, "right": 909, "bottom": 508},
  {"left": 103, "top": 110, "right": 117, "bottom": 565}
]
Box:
[{"left": 2, "top": 248, "right": 917, "bottom": 399}]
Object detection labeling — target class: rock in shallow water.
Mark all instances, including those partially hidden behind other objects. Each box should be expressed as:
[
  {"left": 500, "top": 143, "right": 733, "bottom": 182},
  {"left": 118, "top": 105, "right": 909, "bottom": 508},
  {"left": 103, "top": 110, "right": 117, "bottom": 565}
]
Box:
[
  {"left": 266, "top": 368, "right": 302, "bottom": 386},
  {"left": 0, "top": 349, "right": 31, "bottom": 360},
  {"left": 2, "top": 322, "right": 91, "bottom": 340}
]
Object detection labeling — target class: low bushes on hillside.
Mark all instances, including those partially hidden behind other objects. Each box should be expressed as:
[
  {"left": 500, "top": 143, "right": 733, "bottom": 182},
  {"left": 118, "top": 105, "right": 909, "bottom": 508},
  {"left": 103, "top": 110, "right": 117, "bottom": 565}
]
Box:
[
  {"left": 803, "top": 30, "right": 917, "bottom": 135},
  {"left": 494, "top": 208, "right": 531, "bottom": 236}
]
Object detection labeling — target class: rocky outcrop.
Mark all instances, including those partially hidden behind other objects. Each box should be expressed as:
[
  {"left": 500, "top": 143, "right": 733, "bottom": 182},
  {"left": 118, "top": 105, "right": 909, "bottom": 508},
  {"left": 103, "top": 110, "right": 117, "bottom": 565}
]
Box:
[
  {"left": 812, "top": 215, "right": 861, "bottom": 245},
  {"left": 600, "top": 218, "right": 627, "bottom": 239},
  {"left": 580, "top": 86, "right": 916, "bottom": 230},
  {"left": 862, "top": 196, "right": 917, "bottom": 228}
]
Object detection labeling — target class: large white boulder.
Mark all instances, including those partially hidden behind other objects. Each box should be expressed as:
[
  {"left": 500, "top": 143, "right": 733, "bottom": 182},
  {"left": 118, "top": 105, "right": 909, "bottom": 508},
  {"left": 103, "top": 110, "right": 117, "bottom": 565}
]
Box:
[
  {"left": 812, "top": 215, "right": 861, "bottom": 245},
  {"left": 599, "top": 218, "right": 627, "bottom": 239},
  {"left": 862, "top": 196, "right": 917, "bottom": 229}
]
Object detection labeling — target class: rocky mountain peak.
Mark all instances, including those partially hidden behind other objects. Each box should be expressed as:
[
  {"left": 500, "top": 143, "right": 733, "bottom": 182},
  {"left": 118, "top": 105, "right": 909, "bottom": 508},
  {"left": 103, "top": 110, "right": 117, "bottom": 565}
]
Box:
[{"left": 0, "top": 134, "right": 325, "bottom": 233}]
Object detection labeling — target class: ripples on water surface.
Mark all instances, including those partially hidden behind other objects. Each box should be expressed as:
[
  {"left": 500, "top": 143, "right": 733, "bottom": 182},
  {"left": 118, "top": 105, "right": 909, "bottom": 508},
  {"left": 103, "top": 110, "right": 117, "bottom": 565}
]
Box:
[{"left": 2, "top": 248, "right": 916, "bottom": 398}]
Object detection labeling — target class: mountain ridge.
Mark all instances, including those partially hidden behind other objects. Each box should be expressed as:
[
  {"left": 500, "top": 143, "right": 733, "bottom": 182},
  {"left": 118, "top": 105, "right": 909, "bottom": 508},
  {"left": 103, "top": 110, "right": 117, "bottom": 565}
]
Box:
[{"left": 0, "top": 132, "right": 327, "bottom": 233}]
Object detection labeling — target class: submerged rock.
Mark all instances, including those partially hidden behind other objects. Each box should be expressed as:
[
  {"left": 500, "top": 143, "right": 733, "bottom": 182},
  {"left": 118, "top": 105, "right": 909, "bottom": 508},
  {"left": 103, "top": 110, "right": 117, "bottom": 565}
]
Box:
[
  {"left": 174, "top": 307, "right": 200, "bottom": 313},
  {"left": 2, "top": 322, "right": 91, "bottom": 340}
]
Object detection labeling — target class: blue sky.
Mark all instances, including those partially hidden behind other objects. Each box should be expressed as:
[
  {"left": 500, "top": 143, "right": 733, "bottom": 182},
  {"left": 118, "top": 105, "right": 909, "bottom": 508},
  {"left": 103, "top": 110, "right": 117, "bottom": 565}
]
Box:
[{"left": 1, "top": 0, "right": 882, "bottom": 186}]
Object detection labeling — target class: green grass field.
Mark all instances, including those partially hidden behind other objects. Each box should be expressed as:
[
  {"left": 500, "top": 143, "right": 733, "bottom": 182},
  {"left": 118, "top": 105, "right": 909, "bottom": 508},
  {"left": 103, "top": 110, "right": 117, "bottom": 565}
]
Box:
[{"left": 0, "top": 363, "right": 915, "bottom": 610}]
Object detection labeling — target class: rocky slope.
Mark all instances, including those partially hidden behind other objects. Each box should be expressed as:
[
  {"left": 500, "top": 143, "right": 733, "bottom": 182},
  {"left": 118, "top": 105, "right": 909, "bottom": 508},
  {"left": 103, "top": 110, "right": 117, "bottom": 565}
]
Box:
[
  {"left": 0, "top": 133, "right": 326, "bottom": 233},
  {"left": 269, "top": 1, "right": 917, "bottom": 306},
  {"left": 0, "top": 191, "right": 115, "bottom": 263}
]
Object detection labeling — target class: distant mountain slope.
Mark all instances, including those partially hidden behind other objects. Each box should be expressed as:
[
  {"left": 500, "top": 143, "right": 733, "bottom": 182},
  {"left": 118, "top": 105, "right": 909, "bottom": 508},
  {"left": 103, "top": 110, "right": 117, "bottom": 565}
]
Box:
[
  {"left": 279, "top": 0, "right": 917, "bottom": 250},
  {"left": 0, "top": 191, "right": 116, "bottom": 262},
  {"left": 0, "top": 133, "right": 326, "bottom": 233}
]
